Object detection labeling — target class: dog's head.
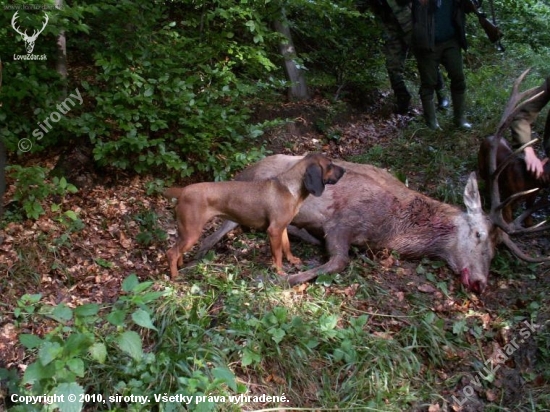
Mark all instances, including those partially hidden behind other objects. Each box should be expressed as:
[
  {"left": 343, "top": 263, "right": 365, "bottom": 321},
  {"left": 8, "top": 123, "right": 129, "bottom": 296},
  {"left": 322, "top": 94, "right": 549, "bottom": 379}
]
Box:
[{"left": 304, "top": 154, "right": 346, "bottom": 197}]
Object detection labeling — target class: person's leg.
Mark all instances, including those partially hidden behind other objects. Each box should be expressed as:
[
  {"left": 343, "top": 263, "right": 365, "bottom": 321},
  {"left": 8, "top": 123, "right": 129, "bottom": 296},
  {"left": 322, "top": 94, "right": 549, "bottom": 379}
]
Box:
[
  {"left": 414, "top": 47, "right": 441, "bottom": 129},
  {"left": 435, "top": 67, "right": 449, "bottom": 110},
  {"left": 441, "top": 39, "right": 471, "bottom": 129},
  {"left": 384, "top": 30, "right": 411, "bottom": 114}
]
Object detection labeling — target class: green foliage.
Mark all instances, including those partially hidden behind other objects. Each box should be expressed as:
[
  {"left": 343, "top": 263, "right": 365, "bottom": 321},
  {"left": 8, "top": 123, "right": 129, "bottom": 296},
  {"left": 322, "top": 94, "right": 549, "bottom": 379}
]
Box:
[
  {"left": 496, "top": 0, "right": 550, "bottom": 51},
  {"left": 2, "top": 0, "right": 550, "bottom": 184},
  {"left": 1, "top": 0, "right": 278, "bottom": 180},
  {"left": 132, "top": 208, "right": 168, "bottom": 247},
  {"left": 0, "top": 0, "right": 90, "bottom": 152},
  {"left": 149, "top": 267, "right": 428, "bottom": 409},
  {"left": 6, "top": 165, "right": 78, "bottom": 220},
  {"left": 0, "top": 275, "right": 242, "bottom": 412},
  {"left": 64, "top": 0, "right": 278, "bottom": 180},
  {"left": 12, "top": 293, "right": 43, "bottom": 327},
  {"left": 286, "top": 0, "right": 383, "bottom": 100}
]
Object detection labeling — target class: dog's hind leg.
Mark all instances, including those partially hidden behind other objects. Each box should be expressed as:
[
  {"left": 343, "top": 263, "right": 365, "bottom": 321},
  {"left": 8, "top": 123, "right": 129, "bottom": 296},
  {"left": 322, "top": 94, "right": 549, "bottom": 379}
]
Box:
[{"left": 167, "top": 222, "right": 205, "bottom": 280}]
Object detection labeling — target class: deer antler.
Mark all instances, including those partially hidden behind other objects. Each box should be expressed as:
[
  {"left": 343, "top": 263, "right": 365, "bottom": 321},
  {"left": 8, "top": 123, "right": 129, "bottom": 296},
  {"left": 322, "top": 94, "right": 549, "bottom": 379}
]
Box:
[
  {"left": 30, "top": 12, "right": 49, "bottom": 41},
  {"left": 11, "top": 12, "right": 49, "bottom": 54},
  {"left": 11, "top": 11, "right": 27, "bottom": 38},
  {"left": 495, "top": 68, "right": 546, "bottom": 139},
  {"left": 489, "top": 69, "right": 550, "bottom": 262}
]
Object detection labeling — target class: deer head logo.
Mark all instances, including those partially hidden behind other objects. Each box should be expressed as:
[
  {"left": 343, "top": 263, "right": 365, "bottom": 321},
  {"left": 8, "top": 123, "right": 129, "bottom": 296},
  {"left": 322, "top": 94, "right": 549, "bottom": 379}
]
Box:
[{"left": 11, "top": 11, "right": 49, "bottom": 54}]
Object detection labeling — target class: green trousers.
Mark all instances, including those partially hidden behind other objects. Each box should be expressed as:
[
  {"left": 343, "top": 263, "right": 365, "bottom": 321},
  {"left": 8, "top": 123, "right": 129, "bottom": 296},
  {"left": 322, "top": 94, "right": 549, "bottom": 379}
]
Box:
[{"left": 413, "top": 38, "right": 465, "bottom": 101}]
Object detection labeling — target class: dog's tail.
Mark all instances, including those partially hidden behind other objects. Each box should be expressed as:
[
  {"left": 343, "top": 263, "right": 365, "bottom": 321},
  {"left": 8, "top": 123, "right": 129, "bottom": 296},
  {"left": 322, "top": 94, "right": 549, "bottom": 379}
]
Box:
[{"left": 163, "top": 187, "right": 184, "bottom": 201}]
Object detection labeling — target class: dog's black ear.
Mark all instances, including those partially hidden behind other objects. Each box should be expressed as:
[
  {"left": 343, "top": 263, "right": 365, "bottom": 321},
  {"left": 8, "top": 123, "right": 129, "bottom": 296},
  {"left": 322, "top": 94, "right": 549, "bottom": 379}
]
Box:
[{"left": 304, "top": 163, "right": 325, "bottom": 196}]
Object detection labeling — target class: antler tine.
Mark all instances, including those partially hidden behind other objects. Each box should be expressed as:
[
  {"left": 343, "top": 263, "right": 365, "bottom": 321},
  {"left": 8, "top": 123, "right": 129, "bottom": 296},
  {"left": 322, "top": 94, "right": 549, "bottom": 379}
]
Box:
[
  {"left": 29, "top": 12, "right": 49, "bottom": 39},
  {"left": 488, "top": 69, "right": 550, "bottom": 263},
  {"left": 37, "top": 12, "right": 49, "bottom": 35},
  {"left": 11, "top": 11, "right": 26, "bottom": 37},
  {"left": 489, "top": 139, "right": 543, "bottom": 232},
  {"left": 493, "top": 139, "right": 539, "bottom": 182},
  {"left": 500, "top": 232, "right": 550, "bottom": 263},
  {"left": 494, "top": 187, "right": 539, "bottom": 215},
  {"left": 495, "top": 69, "right": 546, "bottom": 138},
  {"left": 509, "top": 196, "right": 550, "bottom": 235}
]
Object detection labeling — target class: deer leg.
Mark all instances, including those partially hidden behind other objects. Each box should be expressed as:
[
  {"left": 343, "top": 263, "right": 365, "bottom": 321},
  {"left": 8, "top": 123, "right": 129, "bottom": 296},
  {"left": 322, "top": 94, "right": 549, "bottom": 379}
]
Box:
[
  {"left": 287, "top": 232, "right": 350, "bottom": 285},
  {"left": 194, "top": 220, "right": 239, "bottom": 259},
  {"left": 287, "top": 225, "right": 322, "bottom": 245}
]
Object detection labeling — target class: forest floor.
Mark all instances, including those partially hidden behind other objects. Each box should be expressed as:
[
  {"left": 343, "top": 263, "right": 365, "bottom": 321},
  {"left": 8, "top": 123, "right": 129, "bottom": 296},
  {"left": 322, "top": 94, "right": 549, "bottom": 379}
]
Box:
[{"left": 1, "top": 93, "right": 549, "bottom": 411}]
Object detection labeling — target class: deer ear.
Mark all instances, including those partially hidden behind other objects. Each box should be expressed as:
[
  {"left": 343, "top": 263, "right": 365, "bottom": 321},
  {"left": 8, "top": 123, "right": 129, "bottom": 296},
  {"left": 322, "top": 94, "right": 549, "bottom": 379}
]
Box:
[
  {"left": 304, "top": 163, "right": 325, "bottom": 197},
  {"left": 464, "top": 172, "right": 482, "bottom": 214}
]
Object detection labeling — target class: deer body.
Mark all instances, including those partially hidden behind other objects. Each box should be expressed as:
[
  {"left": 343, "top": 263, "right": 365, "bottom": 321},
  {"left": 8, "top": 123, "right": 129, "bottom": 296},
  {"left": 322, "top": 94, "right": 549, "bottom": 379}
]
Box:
[{"left": 210, "top": 155, "right": 499, "bottom": 293}]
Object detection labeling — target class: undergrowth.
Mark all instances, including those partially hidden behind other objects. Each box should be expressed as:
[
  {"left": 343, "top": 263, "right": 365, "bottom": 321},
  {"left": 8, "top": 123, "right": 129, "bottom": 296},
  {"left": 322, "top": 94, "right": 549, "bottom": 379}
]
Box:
[{"left": 1, "top": 267, "right": 472, "bottom": 411}]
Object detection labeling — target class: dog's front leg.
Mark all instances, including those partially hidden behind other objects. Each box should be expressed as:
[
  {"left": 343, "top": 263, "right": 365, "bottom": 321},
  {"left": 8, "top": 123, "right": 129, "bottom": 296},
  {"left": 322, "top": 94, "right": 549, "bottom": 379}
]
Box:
[
  {"left": 281, "top": 228, "right": 302, "bottom": 266},
  {"left": 267, "top": 226, "right": 286, "bottom": 275}
]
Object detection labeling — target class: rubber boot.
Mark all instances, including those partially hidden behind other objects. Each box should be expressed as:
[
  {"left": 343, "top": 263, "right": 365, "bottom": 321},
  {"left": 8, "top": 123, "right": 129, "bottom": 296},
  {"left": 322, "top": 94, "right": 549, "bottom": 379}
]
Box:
[
  {"left": 421, "top": 97, "right": 441, "bottom": 130},
  {"left": 452, "top": 92, "right": 472, "bottom": 129},
  {"left": 436, "top": 89, "right": 450, "bottom": 110}
]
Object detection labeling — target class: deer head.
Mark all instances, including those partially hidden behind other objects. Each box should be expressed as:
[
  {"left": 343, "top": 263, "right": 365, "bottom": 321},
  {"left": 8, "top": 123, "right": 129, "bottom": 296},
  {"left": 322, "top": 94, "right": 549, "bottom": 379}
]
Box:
[
  {"left": 12, "top": 11, "right": 49, "bottom": 54},
  {"left": 488, "top": 68, "right": 550, "bottom": 262}
]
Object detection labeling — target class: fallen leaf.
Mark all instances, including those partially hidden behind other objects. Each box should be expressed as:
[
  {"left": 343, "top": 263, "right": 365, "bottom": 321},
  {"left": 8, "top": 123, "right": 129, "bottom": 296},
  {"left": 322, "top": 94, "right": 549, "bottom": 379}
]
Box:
[
  {"left": 293, "top": 283, "right": 308, "bottom": 293},
  {"left": 485, "top": 389, "right": 497, "bottom": 401},
  {"left": 119, "top": 231, "right": 132, "bottom": 249},
  {"left": 418, "top": 283, "right": 436, "bottom": 293}
]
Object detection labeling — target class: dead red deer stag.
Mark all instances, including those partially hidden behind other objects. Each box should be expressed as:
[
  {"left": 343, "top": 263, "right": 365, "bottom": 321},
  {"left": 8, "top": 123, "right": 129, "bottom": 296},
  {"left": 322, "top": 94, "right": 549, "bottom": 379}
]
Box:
[
  {"left": 195, "top": 156, "right": 499, "bottom": 294},
  {"left": 194, "top": 73, "right": 550, "bottom": 293}
]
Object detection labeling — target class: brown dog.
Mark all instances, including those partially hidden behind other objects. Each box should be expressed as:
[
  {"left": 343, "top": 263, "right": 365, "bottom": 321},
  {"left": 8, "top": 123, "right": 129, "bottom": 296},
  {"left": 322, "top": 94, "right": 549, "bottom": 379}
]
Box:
[{"left": 163, "top": 153, "right": 345, "bottom": 279}]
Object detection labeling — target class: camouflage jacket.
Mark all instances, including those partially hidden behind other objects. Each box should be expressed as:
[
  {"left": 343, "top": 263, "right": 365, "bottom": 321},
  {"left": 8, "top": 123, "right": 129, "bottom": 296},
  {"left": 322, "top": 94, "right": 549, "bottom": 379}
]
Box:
[{"left": 364, "top": 0, "right": 412, "bottom": 35}]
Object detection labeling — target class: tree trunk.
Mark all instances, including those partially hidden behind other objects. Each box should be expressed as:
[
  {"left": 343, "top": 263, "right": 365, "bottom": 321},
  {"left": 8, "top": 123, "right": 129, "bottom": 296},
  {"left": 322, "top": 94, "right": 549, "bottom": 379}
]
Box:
[
  {"left": 0, "top": 59, "right": 5, "bottom": 220},
  {"left": 273, "top": 9, "right": 309, "bottom": 100},
  {"left": 56, "top": 0, "right": 67, "bottom": 99}
]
